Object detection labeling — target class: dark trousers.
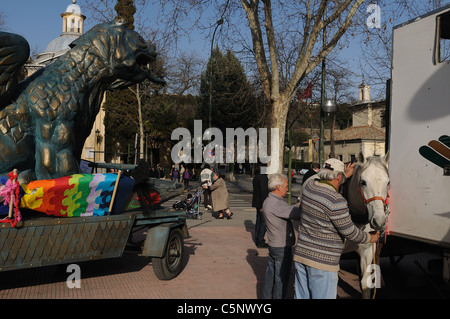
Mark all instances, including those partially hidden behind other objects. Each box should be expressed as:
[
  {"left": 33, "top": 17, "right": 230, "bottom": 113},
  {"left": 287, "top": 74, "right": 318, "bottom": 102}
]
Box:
[
  {"left": 203, "top": 189, "right": 211, "bottom": 207},
  {"left": 261, "top": 246, "right": 292, "bottom": 299},
  {"left": 255, "top": 208, "right": 266, "bottom": 246}
]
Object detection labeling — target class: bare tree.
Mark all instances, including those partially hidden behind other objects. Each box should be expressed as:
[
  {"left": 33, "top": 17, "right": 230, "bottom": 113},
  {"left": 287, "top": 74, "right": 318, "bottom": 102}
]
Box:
[
  {"left": 0, "top": 11, "right": 6, "bottom": 30},
  {"left": 155, "top": 0, "right": 366, "bottom": 173},
  {"left": 165, "top": 51, "right": 205, "bottom": 95},
  {"left": 356, "top": 0, "right": 449, "bottom": 99}
]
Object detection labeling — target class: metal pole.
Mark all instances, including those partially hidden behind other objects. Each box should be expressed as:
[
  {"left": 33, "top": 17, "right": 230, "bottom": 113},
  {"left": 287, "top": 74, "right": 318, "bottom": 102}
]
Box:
[
  {"left": 319, "top": 8, "right": 327, "bottom": 167},
  {"left": 209, "top": 19, "right": 223, "bottom": 133},
  {"left": 287, "top": 130, "right": 292, "bottom": 205}
]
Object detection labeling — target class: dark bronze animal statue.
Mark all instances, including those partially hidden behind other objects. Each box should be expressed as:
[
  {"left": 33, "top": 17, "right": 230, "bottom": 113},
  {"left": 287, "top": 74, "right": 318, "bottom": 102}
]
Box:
[{"left": 0, "top": 20, "right": 164, "bottom": 183}]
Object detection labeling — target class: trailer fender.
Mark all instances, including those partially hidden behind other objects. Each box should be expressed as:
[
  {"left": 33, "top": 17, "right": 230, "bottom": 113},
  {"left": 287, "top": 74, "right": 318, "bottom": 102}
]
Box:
[{"left": 142, "top": 222, "right": 187, "bottom": 257}]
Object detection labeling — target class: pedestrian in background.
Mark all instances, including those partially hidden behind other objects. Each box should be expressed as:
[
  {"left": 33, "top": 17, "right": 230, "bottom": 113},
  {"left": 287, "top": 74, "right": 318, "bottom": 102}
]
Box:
[
  {"left": 200, "top": 164, "right": 213, "bottom": 210},
  {"left": 179, "top": 164, "right": 185, "bottom": 183},
  {"left": 302, "top": 163, "right": 320, "bottom": 184},
  {"left": 252, "top": 165, "right": 269, "bottom": 248},
  {"left": 261, "top": 173, "right": 301, "bottom": 299},
  {"left": 157, "top": 164, "right": 165, "bottom": 179},
  {"left": 210, "top": 172, "right": 233, "bottom": 219},
  {"left": 171, "top": 166, "right": 179, "bottom": 181},
  {"left": 183, "top": 166, "right": 190, "bottom": 190}
]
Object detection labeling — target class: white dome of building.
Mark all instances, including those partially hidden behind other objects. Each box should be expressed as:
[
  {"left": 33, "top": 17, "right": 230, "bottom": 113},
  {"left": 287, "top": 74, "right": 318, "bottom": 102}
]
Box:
[
  {"left": 44, "top": 34, "right": 79, "bottom": 53},
  {"left": 65, "top": 0, "right": 83, "bottom": 15},
  {"left": 26, "top": 0, "right": 86, "bottom": 74}
]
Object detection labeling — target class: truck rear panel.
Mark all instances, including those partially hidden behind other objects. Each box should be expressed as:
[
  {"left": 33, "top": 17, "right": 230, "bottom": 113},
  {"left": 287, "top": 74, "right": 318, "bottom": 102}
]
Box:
[{"left": 390, "top": 6, "right": 450, "bottom": 248}]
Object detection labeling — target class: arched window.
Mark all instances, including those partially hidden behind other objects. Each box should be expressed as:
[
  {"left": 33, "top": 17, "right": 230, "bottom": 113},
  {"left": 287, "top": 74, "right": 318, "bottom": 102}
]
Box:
[{"left": 69, "top": 19, "right": 75, "bottom": 32}]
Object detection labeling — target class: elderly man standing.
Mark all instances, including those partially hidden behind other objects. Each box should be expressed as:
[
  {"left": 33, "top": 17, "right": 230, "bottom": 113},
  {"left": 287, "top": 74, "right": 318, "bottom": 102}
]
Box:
[
  {"left": 261, "top": 173, "right": 301, "bottom": 299},
  {"left": 293, "top": 158, "right": 380, "bottom": 299}
]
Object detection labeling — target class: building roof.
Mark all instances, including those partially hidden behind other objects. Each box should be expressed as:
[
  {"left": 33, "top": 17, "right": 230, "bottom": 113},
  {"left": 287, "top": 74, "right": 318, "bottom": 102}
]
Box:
[
  {"left": 44, "top": 34, "right": 79, "bottom": 53},
  {"left": 333, "top": 125, "right": 385, "bottom": 142},
  {"left": 349, "top": 99, "right": 386, "bottom": 109}
]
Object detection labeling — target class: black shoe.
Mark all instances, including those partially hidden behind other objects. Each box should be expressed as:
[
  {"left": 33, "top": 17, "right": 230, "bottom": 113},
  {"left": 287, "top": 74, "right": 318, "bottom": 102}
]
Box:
[
  {"left": 256, "top": 243, "right": 269, "bottom": 248},
  {"left": 226, "top": 212, "right": 233, "bottom": 219},
  {"left": 217, "top": 215, "right": 224, "bottom": 219}
]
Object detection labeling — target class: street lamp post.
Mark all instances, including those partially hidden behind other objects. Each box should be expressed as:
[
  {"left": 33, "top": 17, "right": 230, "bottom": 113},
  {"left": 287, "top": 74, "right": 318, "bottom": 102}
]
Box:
[
  {"left": 318, "top": 6, "right": 337, "bottom": 166},
  {"left": 319, "top": 98, "right": 337, "bottom": 165},
  {"left": 207, "top": 19, "right": 223, "bottom": 171},
  {"left": 208, "top": 18, "right": 224, "bottom": 133}
]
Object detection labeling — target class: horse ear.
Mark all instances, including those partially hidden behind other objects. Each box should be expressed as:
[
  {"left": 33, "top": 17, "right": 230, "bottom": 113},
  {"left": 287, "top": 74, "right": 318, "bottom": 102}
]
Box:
[
  {"left": 358, "top": 152, "right": 365, "bottom": 164},
  {"left": 383, "top": 151, "right": 390, "bottom": 168}
]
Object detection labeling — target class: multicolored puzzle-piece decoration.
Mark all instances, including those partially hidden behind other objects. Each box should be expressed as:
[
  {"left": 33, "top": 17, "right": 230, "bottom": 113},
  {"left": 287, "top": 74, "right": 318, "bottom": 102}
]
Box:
[{"left": 19, "top": 173, "right": 135, "bottom": 217}]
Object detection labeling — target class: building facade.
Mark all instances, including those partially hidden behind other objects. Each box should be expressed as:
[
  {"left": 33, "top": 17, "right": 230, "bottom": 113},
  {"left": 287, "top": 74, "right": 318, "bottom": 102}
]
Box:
[
  {"left": 24, "top": 0, "right": 105, "bottom": 167},
  {"left": 298, "top": 82, "right": 386, "bottom": 163}
]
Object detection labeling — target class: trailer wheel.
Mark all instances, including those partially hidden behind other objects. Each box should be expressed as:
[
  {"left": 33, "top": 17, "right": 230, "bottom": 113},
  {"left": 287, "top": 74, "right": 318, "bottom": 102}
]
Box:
[{"left": 152, "top": 228, "right": 184, "bottom": 280}]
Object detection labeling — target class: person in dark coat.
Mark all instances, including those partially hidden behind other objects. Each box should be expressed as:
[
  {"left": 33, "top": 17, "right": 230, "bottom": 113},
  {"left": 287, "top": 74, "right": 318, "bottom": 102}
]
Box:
[
  {"left": 252, "top": 166, "right": 269, "bottom": 248},
  {"left": 302, "top": 163, "right": 320, "bottom": 184}
]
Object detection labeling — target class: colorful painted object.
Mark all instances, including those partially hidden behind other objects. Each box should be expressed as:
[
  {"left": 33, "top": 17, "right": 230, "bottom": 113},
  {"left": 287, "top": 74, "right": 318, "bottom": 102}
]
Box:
[
  {"left": 0, "top": 175, "right": 12, "bottom": 216},
  {"left": 0, "top": 171, "right": 22, "bottom": 226},
  {"left": 20, "top": 173, "right": 135, "bottom": 217}
]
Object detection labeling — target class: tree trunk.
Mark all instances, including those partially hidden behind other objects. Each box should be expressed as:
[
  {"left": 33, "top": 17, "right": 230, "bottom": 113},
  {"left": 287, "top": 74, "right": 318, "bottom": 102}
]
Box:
[{"left": 271, "top": 96, "right": 289, "bottom": 174}]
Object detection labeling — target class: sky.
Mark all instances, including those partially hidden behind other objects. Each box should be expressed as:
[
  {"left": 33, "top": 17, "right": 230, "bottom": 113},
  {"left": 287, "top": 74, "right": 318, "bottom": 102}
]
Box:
[
  {"left": 2, "top": 1, "right": 449, "bottom": 101},
  {"left": 0, "top": 0, "right": 362, "bottom": 94},
  {"left": 0, "top": 0, "right": 216, "bottom": 57},
  {"left": 1, "top": 0, "right": 66, "bottom": 54}
]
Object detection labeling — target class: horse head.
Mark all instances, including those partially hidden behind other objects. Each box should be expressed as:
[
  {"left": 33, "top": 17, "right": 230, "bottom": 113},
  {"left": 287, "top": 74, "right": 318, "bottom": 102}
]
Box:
[{"left": 347, "top": 152, "right": 390, "bottom": 230}]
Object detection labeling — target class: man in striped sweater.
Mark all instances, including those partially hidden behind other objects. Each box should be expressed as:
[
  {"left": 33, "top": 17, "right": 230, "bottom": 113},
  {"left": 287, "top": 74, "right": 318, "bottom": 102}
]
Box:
[{"left": 293, "top": 158, "right": 379, "bottom": 299}]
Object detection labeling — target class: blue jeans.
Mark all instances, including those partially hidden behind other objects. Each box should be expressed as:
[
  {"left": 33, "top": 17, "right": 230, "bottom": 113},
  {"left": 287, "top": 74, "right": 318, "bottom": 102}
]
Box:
[
  {"left": 261, "top": 246, "right": 292, "bottom": 299},
  {"left": 294, "top": 262, "right": 338, "bottom": 299}
]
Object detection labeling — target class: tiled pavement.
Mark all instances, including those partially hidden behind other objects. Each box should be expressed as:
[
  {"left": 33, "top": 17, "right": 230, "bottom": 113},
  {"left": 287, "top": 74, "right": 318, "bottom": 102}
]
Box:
[
  {"left": 0, "top": 175, "right": 348, "bottom": 299},
  {"left": 0, "top": 175, "right": 448, "bottom": 300},
  {"left": 0, "top": 222, "right": 273, "bottom": 299}
]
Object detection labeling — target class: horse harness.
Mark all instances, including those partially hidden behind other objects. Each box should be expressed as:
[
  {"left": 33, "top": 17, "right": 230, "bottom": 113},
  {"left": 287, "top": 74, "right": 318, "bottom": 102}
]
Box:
[{"left": 343, "top": 175, "right": 389, "bottom": 226}]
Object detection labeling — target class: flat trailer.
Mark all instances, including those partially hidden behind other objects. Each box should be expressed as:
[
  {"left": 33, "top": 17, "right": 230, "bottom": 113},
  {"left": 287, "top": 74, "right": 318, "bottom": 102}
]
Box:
[{"left": 0, "top": 164, "right": 189, "bottom": 281}]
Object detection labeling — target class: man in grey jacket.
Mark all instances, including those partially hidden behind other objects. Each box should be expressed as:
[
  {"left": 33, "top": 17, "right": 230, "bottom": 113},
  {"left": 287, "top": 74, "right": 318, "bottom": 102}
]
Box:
[{"left": 261, "top": 173, "right": 301, "bottom": 299}]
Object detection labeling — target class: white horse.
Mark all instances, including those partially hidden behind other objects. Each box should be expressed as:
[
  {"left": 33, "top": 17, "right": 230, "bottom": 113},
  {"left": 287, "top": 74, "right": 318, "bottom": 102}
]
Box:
[{"left": 343, "top": 152, "right": 390, "bottom": 299}]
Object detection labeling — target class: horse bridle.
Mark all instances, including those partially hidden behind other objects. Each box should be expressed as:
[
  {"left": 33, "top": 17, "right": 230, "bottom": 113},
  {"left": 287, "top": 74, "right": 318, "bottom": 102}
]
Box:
[{"left": 358, "top": 186, "right": 387, "bottom": 213}]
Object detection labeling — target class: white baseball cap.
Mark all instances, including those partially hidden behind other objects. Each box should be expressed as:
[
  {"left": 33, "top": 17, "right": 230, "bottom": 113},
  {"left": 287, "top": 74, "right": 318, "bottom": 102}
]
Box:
[{"left": 323, "top": 158, "right": 345, "bottom": 174}]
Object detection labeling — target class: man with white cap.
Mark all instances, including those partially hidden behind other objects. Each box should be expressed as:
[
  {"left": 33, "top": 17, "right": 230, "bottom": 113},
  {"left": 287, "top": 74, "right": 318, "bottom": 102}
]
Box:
[{"left": 293, "top": 158, "right": 380, "bottom": 299}]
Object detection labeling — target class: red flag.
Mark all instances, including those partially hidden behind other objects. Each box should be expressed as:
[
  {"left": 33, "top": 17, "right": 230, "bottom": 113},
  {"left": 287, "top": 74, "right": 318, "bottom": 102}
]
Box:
[{"left": 297, "top": 81, "right": 312, "bottom": 100}]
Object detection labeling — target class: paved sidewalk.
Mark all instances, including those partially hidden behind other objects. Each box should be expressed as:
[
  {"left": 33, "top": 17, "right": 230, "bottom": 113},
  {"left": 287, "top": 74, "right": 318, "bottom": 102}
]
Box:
[
  {"left": 0, "top": 218, "right": 272, "bottom": 299},
  {"left": 0, "top": 174, "right": 360, "bottom": 299},
  {"left": 0, "top": 173, "right": 296, "bottom": 299},
  {"left": 1, "top": 173, "right": 448, "bottom": 300}
]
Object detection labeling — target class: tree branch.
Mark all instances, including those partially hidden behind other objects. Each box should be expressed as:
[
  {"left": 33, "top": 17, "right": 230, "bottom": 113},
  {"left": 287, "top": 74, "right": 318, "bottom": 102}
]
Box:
[
  {"left": 240, "top": 0, "right": 272, "bottom": 102},
  {"left": 288, "top": 0, "right": 363, "bottom": 101},
  {"left": 262, "top": 0, "right": 280, "bottom": 101},
  {"left": 305, "top": 0, "right": 363, "bottom": 76}
]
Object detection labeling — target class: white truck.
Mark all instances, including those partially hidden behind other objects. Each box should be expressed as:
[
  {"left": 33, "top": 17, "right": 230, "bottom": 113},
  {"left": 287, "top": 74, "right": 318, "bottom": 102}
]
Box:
[{"left": 389, "top": 5, "right": 450, "bottom": 282}]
